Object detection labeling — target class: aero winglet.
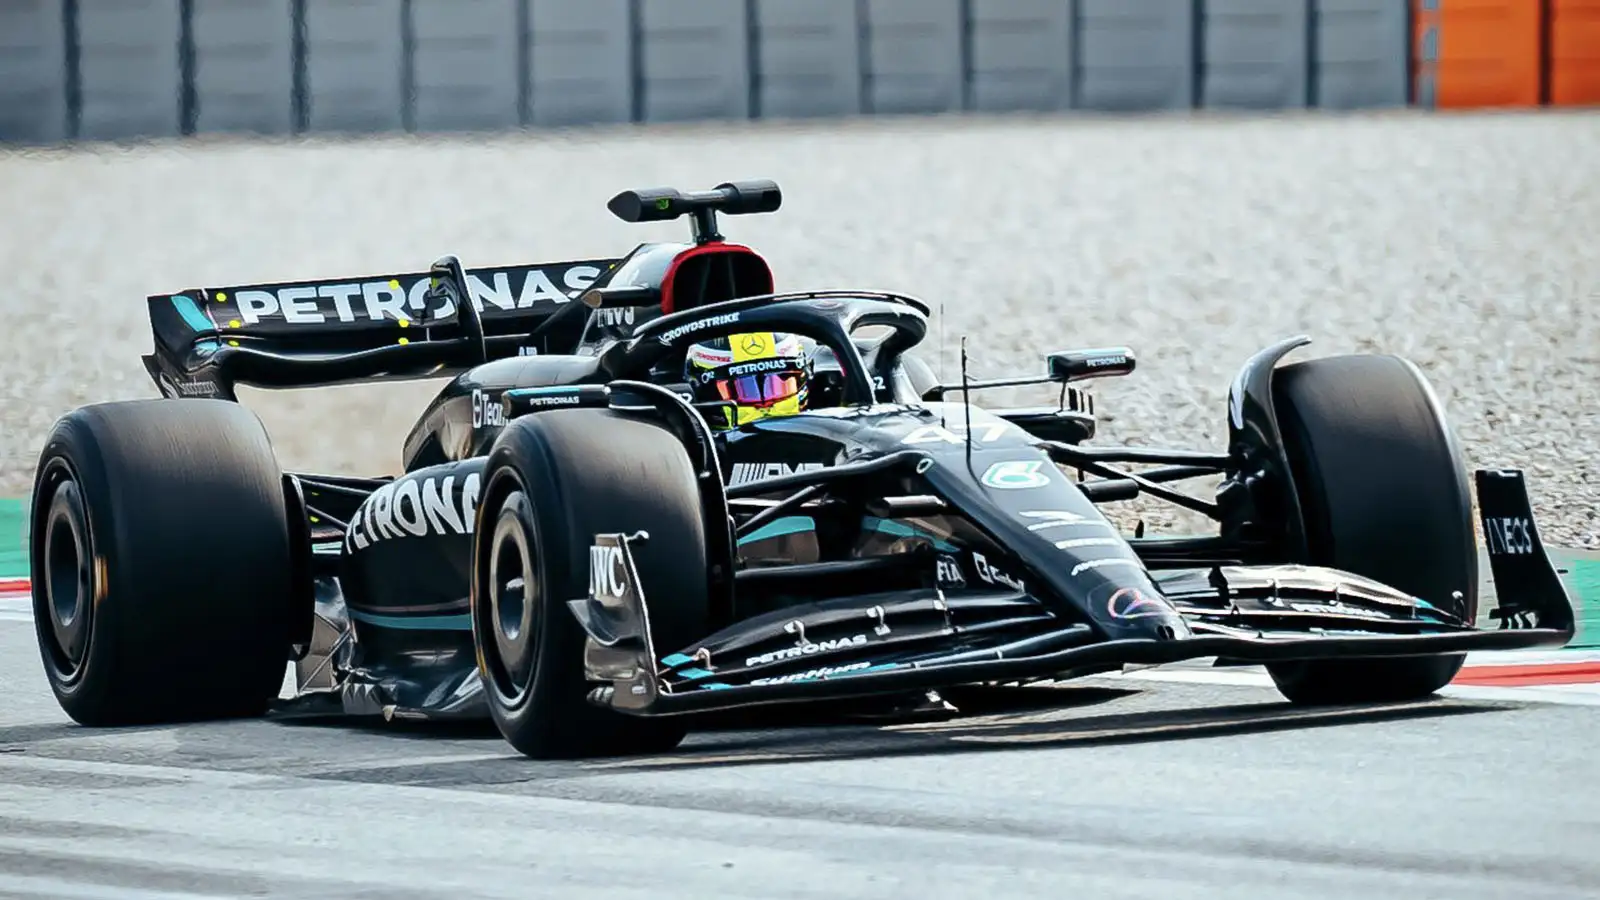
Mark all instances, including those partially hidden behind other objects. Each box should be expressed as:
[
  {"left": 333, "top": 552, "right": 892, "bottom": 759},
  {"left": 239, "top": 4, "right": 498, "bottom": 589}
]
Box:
[
  {"left": 1474, "top": 469, "right": 1576, "bottom": 635},
  {"left": 568, "top": 532, "right": 667, "bottom": 712}
]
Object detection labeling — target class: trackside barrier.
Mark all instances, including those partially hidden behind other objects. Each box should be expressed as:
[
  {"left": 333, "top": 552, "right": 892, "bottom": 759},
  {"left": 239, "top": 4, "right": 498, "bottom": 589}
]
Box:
[
  {"left": 76, "top": 0, "right": 182, "bottom": 140},
  {"left": 1314, "top": 0, "right": 1410, "bottom": 109},
  {"left": 1200, "top": 0, "right": 1311, "bottom": 110},
  {"left": 864, "top": 0, "right": 965, "bottom": 114},
  {"left": 639, "top": 0, "right": 751, "bottom": 122},
  {"left": 1413, "top": 0, "right": 1545, "bottom": 108},
  {"left": 527, "top": 0, "right": 632, "bottom": 126},
  {"left": 753, "top": 0, "right": 863, "bottom": 118},
  {"left": 1077, "top": 0, "right": 1196, "bottom": 110},
  {"left": 410, "top": 0, "right": 522, "bottom": 132},
  {"left": 302, "top": 0, "right": 405, "bottom": 133},
  {"left": 190, "top": 0, "right": 296, "bottom": 134},
  {"left": 969, "top": 0, "right": 1076, "bottom": 112},
  {"left": 3, "top": 0, "right": 1594, "bottom": 145},
  {"left": 1549, "top": 0, "right": 1600, "bottom": 105},
  {"left": 0, "top": 2, "right": 68, "bottom": 142}
]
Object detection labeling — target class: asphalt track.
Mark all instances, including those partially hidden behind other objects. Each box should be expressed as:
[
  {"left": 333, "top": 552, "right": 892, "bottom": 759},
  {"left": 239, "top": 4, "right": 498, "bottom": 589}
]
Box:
[{"left": 2, "top": 595, "right": 1598, "bottom": 900}]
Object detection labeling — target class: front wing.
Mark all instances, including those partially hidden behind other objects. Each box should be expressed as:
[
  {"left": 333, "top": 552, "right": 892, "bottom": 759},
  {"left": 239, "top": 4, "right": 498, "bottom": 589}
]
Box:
[{"left": 571, "top": 470, "right": 1576, "bottom": 718}]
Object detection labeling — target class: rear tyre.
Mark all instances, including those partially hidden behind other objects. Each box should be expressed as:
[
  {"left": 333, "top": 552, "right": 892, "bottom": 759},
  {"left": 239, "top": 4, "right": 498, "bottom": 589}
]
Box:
[
  {"left": 1265, "top": 354, "right": 1477, "bottom": 705},
  {"left": 30, "top": 399, "right": 299, "bottom": 725},
  {"left": 470, "top": 409, "right": 711, "bottom": 759}
]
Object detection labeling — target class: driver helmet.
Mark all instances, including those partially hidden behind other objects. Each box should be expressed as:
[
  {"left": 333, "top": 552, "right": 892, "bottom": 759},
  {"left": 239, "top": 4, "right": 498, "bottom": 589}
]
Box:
[{"left": 685, "top": 331, "right": 811, "bottom": 430}]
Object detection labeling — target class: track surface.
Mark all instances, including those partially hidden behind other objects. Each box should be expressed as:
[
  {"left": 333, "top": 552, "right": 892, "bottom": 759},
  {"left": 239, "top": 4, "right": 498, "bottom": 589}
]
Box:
[{"left": 2, "top": 601, "right": 1598, "bottom": 899}]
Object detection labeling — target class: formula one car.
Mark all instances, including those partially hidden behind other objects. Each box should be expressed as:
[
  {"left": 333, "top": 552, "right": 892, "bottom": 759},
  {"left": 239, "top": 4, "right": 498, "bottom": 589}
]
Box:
[{"left": 28, "top": 179, "right": 1576, "bottom": 759}]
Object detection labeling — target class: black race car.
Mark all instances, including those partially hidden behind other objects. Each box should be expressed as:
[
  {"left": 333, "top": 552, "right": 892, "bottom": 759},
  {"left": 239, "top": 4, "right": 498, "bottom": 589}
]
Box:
[{"left": 28, "top": 180, "right": 1576, "bottom": 759}]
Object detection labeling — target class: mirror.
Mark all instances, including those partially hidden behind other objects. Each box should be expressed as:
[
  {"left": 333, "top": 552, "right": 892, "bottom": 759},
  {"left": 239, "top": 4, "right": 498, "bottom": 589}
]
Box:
[{"left": 1047, "top": 347, "right": 1136, "bottom": 383}]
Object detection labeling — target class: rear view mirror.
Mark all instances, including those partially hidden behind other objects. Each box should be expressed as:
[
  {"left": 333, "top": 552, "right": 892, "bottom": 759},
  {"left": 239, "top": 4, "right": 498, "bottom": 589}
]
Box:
[{"left": 1047, "top": 347, "right": 1136, "bottom": 383}]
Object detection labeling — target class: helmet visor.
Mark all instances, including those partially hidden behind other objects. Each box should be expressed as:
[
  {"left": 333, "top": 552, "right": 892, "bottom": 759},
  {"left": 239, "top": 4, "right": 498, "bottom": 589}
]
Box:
[{"left": 712, "top": 371, "right": 803, "bottom": 408}]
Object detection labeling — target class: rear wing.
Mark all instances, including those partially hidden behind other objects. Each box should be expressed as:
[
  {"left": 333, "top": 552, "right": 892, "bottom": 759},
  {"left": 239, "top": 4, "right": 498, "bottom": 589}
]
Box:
[{"left": 143, "top": 256, "right": 621, "bottom": 399}]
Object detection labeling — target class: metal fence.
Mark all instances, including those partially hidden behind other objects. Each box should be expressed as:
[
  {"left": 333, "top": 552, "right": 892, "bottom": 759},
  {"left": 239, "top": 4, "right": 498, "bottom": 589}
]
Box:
[{"left": 1, "top": 0, "right": 1419, "bottom": 144}]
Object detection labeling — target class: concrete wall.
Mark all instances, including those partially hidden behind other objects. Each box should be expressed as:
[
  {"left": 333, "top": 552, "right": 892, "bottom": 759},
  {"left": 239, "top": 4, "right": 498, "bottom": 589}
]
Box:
[{"left": 0, "top": 0, "right": 1432, "bottom": 145}]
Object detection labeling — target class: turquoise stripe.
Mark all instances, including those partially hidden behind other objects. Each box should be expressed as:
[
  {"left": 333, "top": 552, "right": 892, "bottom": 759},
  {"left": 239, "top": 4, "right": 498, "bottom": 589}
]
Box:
[
  {"left": 739, "top": 515, "right": 816, "bottom": 544},
  {"left": 170, "top": 295, "right": 214, "bottom": 333},
  {"left": 737, "top": 515, "right": 959, "bottom": 552},
  {"left": 347, "top": 609, "right": 472, "bottom": 631},
  {"left": 863, "top": 517, "right": 960, "bottom": 552}
]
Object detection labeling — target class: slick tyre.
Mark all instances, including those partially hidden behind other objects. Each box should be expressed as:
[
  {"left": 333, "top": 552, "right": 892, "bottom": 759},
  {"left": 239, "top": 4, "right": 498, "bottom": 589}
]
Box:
[
  {"left": 471, "top": 409, "right": 711, "bottom": 759},
  {"left": 1265, "top": 354, "right": 1477, "bottom": 705},
  {"left": 30, "top": 399, "right": 301, "bottom": 725}
]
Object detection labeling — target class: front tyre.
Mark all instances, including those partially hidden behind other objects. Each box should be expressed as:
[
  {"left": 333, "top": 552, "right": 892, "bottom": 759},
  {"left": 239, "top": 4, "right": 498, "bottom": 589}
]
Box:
[
  {"left": 1265, "top": 354, "right": 1477, "bottom": 705},
  {"left": 470, "top": 409, "right": 711, "bottom": 759}
]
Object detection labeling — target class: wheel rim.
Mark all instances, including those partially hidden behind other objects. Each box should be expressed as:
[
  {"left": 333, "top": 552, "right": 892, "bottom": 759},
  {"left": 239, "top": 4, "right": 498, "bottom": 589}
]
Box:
[
  {"left": 35, "top": 461, "right": 95, "bottom": 687},
  {"left": 478, "top": 489, "right": 542, "bottom": 708}
]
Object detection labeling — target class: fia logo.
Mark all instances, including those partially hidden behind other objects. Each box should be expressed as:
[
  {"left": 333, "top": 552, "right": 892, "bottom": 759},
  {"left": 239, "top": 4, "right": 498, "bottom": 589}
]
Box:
[
  {"left": 589, "top": 543, "right": 628, "bottom": 601},
  {"left": 980, "top": 460, "right": 1051, "bottom": 490},
  {"left": 935, "top": 555, "right": 966, "bottom": 588}
]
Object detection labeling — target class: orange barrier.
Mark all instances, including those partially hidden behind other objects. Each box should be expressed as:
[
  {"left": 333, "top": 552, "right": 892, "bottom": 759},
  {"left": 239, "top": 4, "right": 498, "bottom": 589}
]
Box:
[
  {"left": 1413, "top": 0, "right": 1546, "bottom": 108},
  {"left": 1550, "top": 0, "right": 1600, "bottom": 105}
]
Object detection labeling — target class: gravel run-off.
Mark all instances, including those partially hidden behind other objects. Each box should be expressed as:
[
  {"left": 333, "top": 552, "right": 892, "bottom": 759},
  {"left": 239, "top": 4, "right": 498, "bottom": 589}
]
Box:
[{"left": 1, "top": 108, "right": 1595, "bottom": 548}]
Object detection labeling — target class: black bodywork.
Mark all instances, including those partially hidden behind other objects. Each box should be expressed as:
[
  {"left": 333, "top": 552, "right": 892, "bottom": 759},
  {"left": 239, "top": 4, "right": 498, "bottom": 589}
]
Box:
[{"left": 139, "top": 180, "right": 1577, "bottom": 724}]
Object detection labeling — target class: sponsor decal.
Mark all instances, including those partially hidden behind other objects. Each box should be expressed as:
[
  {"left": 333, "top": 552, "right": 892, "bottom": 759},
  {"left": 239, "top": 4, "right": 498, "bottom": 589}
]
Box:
[
  {"left": 230, "top": 265, "right": 603, "bottom": 326},
  {"left": 1105, "top": 587, "right": 1172, "bottom": 620},
  {"left": 1019, "top": 509, "right": 1112, "bottom": 533},
  {"left": 345, "top": 471, "right": 481, "bottom": 551},
  {"left": 936, "top": 555, "right": 967, "bottom": 588},
  {"left": 1083, "top": 352, "right": 1129, "bottom": 369},
  {"left": 901, "top": 423, "right": 1007, "bottom": 445},
  {"left": 728, "top": 461, "right": 825, "bottom": 486},
  {"left": 1483, "top": 516, "right": 1534, "bottom": 556},
  {"left": 972, "top": 551, "right": 1024, "bottom": 592},
  {"left": 157, "top": 373, "right": 218, "bottom": 398},
  {"left": 589, "top": 543, "right": 628, "bottom": 601},
  {"left": 726, "top": 356, "right": 806, "bottom": 377},
  {"left": 745, "top": 620, "right": 869, "bottom": 667},
  {"left": 520, "top": 391, "right": 582, "bottom": 409},
  {"left": 658, "top": 312, "right": 741, "bottom": 345},
  {"left": 980, "top": 460, "right": 1052, "bottom": 490},
  {"left": 1069, "top": 557, "right": 1142, "bottom": 577},
  {"left": 472, "top": 389, "right": 507, "bottom": 429},
  {"left": 1288, "top": 601, "right": 1390, "bottom": 620},
  {"left": 751, "top": 661, "right": 873, "bottom": 686},
  {"left": 595, "top": 306, "right": 635, "bottom": 327},
  {"left": 1051, "top": 537, "right": 1124, "bottom": 551},
  {"left": 739, "top": 333, "right": 770, "bottom": 356}
]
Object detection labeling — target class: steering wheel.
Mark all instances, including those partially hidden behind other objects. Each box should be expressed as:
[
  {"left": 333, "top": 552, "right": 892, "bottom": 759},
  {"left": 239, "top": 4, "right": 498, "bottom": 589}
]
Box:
[{"left": 605, "top": 291, "right": 929, "bottom": 408}]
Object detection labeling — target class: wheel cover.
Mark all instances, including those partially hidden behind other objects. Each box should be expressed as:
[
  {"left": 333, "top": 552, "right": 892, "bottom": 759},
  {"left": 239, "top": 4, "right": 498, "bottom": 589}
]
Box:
[
  {"left": 35, "top": 460, "right": 95, "bottom": 687},
  {"left": 477, "top": 489, "right": 543, "bottom": 708}
]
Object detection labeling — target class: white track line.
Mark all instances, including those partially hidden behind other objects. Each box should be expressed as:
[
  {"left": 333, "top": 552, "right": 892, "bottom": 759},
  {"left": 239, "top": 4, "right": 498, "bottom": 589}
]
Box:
[
  {"left": 1102, "top": 665, "right": 1600, "bottom": 707},
  {"left": 0, "top": 594, "right": 30, "bottom": 624}
]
